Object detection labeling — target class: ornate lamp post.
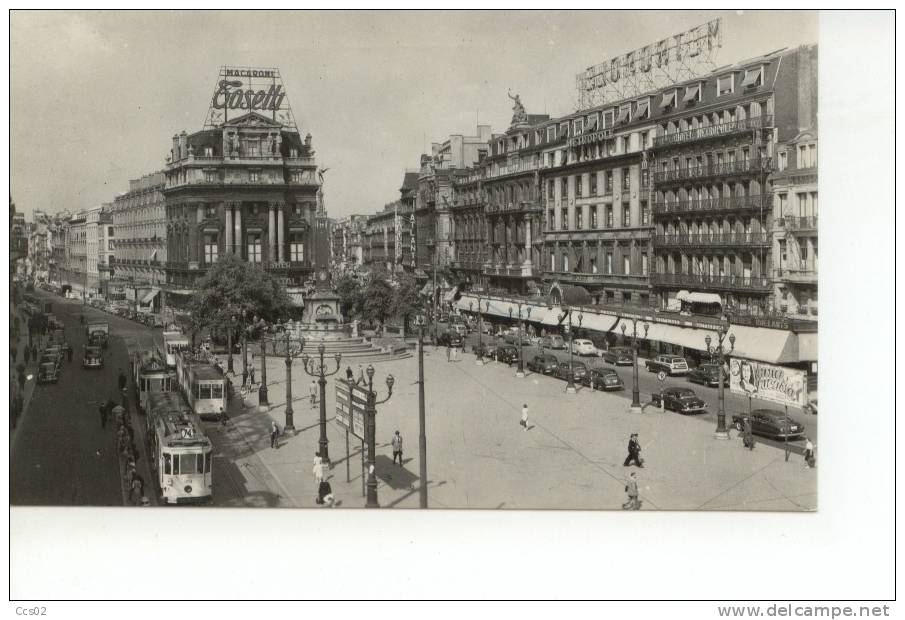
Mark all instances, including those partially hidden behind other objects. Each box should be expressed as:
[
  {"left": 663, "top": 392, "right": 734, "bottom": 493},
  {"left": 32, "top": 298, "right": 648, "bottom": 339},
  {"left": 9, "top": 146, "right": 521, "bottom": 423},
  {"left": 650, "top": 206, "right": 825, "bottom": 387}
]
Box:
[
  {"left": 301, "top": 340, "right": 342, "bottom": 465},
  {"left": 508, "top": 302, "right": 532, "bottom": 378},
  {"left": 275, "top": 329, "right": 305, "bottom": 433},
  {"left": 364, "top": 364, "right": 394, "bottom": 508},
  {"left": 558, "top": 307, "right": 583, "bottom": 393},
  {"left": 414, "top": 313, "right": 428, "bottom": 508},
  {"left": 621, "top": 319, "right": 650, "bottom": 412},
  {"left": 258, "top": 324, "right": 269, "bottom": 406},
  {"left": 705, "top": 325, "right": 735, "bottom": 439}
]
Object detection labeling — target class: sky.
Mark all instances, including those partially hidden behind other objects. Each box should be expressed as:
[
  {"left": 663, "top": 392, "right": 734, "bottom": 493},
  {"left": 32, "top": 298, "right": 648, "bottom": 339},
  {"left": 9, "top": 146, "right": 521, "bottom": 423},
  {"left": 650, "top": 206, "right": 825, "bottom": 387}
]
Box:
[{"left": 9, "top": 10, "right": 817, "bottom": 220}]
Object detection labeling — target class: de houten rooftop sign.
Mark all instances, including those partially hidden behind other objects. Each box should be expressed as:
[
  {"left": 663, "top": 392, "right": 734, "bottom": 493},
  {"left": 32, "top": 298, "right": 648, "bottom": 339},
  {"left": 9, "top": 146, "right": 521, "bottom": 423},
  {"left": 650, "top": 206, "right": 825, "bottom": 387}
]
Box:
[{"left": 204, "top": 66, "right": 298, "bottom": 130}]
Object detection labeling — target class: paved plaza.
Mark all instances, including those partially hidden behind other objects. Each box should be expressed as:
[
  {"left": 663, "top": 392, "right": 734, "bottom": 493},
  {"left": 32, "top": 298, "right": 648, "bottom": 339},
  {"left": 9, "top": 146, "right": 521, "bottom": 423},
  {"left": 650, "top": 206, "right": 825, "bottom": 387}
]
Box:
[{"left": 211, "top": 341, "right": 817, "bottom": 511}]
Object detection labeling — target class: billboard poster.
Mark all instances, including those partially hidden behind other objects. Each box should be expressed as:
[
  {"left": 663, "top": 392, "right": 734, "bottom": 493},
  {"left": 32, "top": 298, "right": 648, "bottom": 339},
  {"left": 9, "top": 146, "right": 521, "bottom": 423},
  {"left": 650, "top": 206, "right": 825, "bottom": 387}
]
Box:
[
  {"left": 728, "top": 358, "right": 808, "bottom": 408},
  {"left": 335, "top": 378, "right": 368, "bottom": 440}
]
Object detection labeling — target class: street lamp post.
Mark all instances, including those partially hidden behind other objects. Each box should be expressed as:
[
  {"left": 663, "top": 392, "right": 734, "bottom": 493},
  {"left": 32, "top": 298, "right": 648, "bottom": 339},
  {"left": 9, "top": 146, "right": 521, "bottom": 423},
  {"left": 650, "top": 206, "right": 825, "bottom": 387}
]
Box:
[
  {"left": 258, "top": 325, "right": 269, "bottom": 406},
  {"left": 414, "top": 314, "right": 428, "bottom": 508},
  {"left": 621, "top": 319, "right": 650, "bottom": 412},
  {"left": 278, "top": 329, "right": 305, "bottom": 433},
  {"left": 301, "top": 341, "right": 342, "bottom": 465},
  {"left": 508, "top": 302, "right": 531, "bottom": 378},
  {"left": 558, "top": 307, "right": 584, "bottom": 393},
  {"left": 705, "top": 325, "right": 736, "bottom": 439},
  {"left": 364, "top": 364, "right": 394, "bottom": 508}
]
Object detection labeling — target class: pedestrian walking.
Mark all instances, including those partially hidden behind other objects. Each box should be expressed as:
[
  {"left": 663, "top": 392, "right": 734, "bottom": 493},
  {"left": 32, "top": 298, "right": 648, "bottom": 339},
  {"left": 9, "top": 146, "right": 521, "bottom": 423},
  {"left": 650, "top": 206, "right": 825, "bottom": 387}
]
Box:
[
  {"left": 317, "top": 479, "right": 335, "bottom": 507},
  {"left": 313, "top": 455, "right": 325, "bottom": 484},
  {"left": 309, "top": 380, "right": 317, "bottom": 406},
  {"left": 130, "top": 476, "right": 143, "bottom": 504},
  {"left": 241, "top": 368, "right": 248, "bottom": 387},
  {"left": 804, "top": 437, "right": 816, "bottom": 468},
  {"left": 520, "top": 404, "right": 529, "bottom": 431},
  {"left": 270, "top": 420, "right": 280, "bottom": 449},
  {"left": 117, "top": 369, "right": 127, "bottom": 392},
  {"left": 622, "top": 472, "right": 640, "bottom": 510},
  {"left": 99, "top": 402, "right": 108, "bottom": 428},
  {"left": 391, "top": 430, "right": 404, "bottom": 466},
  {"left": 346, "top": 365, "right": 354, "bottom": 383},
  {"left": 446, "top": 344, "right": 451, "bottom": 362},
  {"left": 623, "top": 433, "right": 644, "bottom": 468},
  {"left": 249, "top": 365, "right": 256, "bottom": 385},
  {"left": 357, "top": 365, "right": 365, "bottom": 385}
]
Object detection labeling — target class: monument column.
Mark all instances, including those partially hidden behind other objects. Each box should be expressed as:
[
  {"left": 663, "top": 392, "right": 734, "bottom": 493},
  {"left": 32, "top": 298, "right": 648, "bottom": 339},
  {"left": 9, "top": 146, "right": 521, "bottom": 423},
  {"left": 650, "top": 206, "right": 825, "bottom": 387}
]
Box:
[
  {"left": 277, "top": 203, "right": 286, "bottom": 262},
  {"left": 268, "top": 202, "right": 277, "bottom": 263},
  {"left": 224, "top": 203, "right": 233, "bottom": 254},
  {"left": 233, "top": 203, "right": 243, "bottom": 260}
]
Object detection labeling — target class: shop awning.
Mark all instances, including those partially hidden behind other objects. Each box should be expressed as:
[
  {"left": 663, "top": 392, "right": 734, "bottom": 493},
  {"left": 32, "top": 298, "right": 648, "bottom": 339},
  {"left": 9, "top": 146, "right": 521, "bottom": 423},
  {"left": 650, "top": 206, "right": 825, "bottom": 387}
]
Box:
[
  {"left": 739, "top": 70, "right": 761, "bottom": 88},
  {"left": 140, "top": 289, "right": 160, "bottom": 304},
  {"left": 676, "top": 291, "right": 722, "bottom": 306},
  {"left": 443, "top": 285, "right": 461, "bottom": 303},
  {"left": 457, "top": 295, "right": 549, "bottom": 324}
]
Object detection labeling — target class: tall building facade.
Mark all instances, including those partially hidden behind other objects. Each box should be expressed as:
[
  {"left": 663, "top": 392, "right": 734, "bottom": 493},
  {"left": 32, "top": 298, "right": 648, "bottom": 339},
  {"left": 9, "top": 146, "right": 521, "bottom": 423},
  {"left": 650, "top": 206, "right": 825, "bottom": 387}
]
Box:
[
  {"left": 66, "top": 213, "right": 87, "bottom": 296},
  {"left": 112, "top": 172, "right": 167, "bottom": 298},
  {"left": 162, "top": 114, "right": 321, "bottom": 304}
]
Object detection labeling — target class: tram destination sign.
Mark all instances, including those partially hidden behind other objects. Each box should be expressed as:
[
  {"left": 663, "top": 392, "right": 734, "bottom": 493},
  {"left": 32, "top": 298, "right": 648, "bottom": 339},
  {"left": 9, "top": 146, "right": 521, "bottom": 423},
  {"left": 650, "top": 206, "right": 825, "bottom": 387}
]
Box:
[{"left": 335, "top": 378, "right": 368, "bottom": 440}]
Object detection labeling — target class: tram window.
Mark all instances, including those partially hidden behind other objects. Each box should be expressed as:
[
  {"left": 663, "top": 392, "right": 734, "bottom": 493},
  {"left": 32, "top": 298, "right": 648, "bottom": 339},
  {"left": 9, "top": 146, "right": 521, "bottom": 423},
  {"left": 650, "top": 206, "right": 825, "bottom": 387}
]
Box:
[
  {"left": 179, "top": 454, "right": 198, "bottom": 474},
  {"left": 204, "top": 452, "right": 212, "bottom": 473},
  {"left": 172, "top": 454, "right": 180, "bottom": 475},
  {"left": 211, "top": 384, "right": 223, "bottom": 399},
  {"left": 197, "top": 454, "right": 205, "bottom": 474},
  {"left": 198, "top": 384, "right": 212, "bottom": 399},
  {"left": 163, "top": 453, "right": 172, "bottom": 474}
]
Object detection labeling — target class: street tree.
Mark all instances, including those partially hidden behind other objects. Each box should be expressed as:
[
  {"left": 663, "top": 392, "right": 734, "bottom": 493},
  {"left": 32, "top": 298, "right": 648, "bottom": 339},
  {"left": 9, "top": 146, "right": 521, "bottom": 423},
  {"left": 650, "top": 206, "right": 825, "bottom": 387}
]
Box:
[
  {"left": 360, "top": 275, "right": 394, "bottom": 331},
  {"left": 390, "top": 272, "right": 422, "bottom": 331},
  {"left": 189, "top": 254, "right": 293, "bottom": 335},
  {"left": 335, "top": 273, "right": 363, "bottom": 320}
]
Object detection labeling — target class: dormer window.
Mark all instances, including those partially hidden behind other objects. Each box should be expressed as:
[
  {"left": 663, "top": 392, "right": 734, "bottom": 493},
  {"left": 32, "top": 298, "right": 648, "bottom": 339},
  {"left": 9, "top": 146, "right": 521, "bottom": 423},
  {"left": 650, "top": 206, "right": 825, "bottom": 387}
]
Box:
[
  {"left": 740, "top": 66, "right": 764, "bottom": 89},
  {"left": 204, "top": 146, "right": 214, "bottom": 157},
  {"left": 717, "top": 74, "right": 734, "bottom": 96},
  {"left": 585, "top": 113, "right": 599, "bottom": 132},
  {"left": 559, "top": 122, "right": 570, "bottom": 138},
  {"left": 616, "top": 104, "right": 632, "bottom": 124},
  {"left": 602, "top": 110, "right": 615, "bottom": 128},
  {"left": 658, "top": 90, "right": 677, "bottom": 112},
  {"left": 635, "top": 97, "right": 650, "bottom": 120},
  {"left": 546, "top": 126, "right": 556, "bottom": 142},
  {"left": 682, "top": 83, "right": 703, "bottom": 105},
  {"left": 290, "top": 148, "right": 298, "bottom": 158},
  {"left": 574, "top": 118, "right": 584, "bottom": 134}
]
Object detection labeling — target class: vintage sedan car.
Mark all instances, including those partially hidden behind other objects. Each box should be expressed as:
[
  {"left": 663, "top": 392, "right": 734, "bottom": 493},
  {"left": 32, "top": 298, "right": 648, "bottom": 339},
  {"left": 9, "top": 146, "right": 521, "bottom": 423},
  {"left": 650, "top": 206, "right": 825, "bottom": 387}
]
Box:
[
  {"left": 652, "top": 387, "right": 707, "bottom": 414},
  {"left": 39, "top": 352, "right": 63, "bottom": 371},
  {"left": 602, "top": 346, "right": 634, "bottom": 366},
  {"left": 451, "top": 323, "right": 469, "bottom": 337},
  {"left": 582, "top": 367, "right": 625, "bottom": 391},
  {"left": 491, "top": 345, "right": 517, "bottom": 365},
  {"left": 555, "top": 361, "right": 588, "bottom": 382},
  {"left": 36, "top": 361, "right": 61, "bottom": 384},
  {"left": 83, "top": 344, "right": 104, "bottom": 369},
  {"left": 731, "top": 409, "right": 806, "bottom": 440},
  {"left": 570, "top": 339, "right": 599, "bottom": 356},
  {"left": 687, "top": 363, "right": 728, "bottom": 387},
  {"left": 540, "top": 334, "right": 566, "bottom": 350},
  {"left": 527, "top": 354, "right": 559, "bottom": 375},
  {"left": 645, "top": 354, "right": 690, "bottom": 375}
]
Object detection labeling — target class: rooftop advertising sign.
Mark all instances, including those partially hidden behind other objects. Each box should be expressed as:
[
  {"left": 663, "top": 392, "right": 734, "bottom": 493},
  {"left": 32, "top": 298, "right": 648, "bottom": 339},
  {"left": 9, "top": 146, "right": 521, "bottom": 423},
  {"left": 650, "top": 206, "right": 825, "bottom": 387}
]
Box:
[{"left": 204, "top": 66, "right": 297, "bottom": 130}]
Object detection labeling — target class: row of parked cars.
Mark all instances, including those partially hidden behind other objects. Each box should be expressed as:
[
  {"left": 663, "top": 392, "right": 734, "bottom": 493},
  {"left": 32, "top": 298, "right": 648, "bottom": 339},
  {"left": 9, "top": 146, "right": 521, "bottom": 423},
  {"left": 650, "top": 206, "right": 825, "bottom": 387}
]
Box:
[{"left": 86, "top": 299, "right": 164, "bottom": 328}]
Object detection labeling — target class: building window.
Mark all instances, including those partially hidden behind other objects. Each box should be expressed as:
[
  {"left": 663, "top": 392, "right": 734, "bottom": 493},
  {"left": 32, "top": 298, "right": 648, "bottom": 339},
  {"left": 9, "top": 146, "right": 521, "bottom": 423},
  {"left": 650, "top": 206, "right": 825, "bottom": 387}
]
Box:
[
  {"left": 548, "top": 180, "right": 554, "bottom": 199},
  {"left": 107, "top": 226, "right": 114, "bottom": 237},
  {"left": 778, "top": 151, "right": 787, "bottom": 171},
  {"left": 245, "top": 140, "right": 260, "bottom": 157},
  {"left": 742, "top": 67, "right": 764, "bottom": 88},
  {"left": 547, "top": 126, "right": 556, "bottom": 142},
  {"left": 623, "top": 255, "right": 631, "bottom": 275},
  {"left": 602, "top": 110, "right": 615, "bottom": 128},
  {"left": 605, "top": 171, "right": 613, "bottom": 193},
  {"left": 576, "top": 210, "right": 583, "bottom": 230},
  {"left": 621, "top": 168, "right": 630, "bottom": 191},
  {"left": 809, "top": 144, "right": 817, "bottom": 166},
  {"left": 779, "top": 239, "right": 787, "bottom": 268},
  {"left": 548, "top": 210, "right": 554, "bottom": 230},
  {"left": 641, "top": 253, "right": 649, "bottom": 275},
  {"left": 204, "top": 234, "right": 219, "bottom": 264},
  {"left": 717, "top": 74, "right": 734, "bottom": 96},
  {"left": 560, "top": 178, "right": 568, "bottom": 199},
  {"left": 574, "top": 118, "right": 584, "bottom": 134},
  {"left": 575, "top": 176, "right": 583, "bottom": 198},
  {"left": 289, "top": 233, "right": 304, "bottom": 262},
  {"left": 622, "top": 203, "right": 631, "bottom": 227},
  {"left": 606, "top": 251, "right": 613, "bottom": 274},
  {"left": 590, "top": 206, "right": 598, "bottom": 229},
  {"left": 589, "top": 174, "right": 597, "bottom": 196},
  {"left": 205, "top": 204, "right": 217, "bottom": 218},
  {"left": 640, "top": 201, "right": 649, "bottom": 226},
  {"left": 779, "top": 193, "right": 788, "bottom": 213},
  {"left": 590, "top": 257, "right": 597, "bottom": 273},
  {"left": 249, "top": 170, "right": 260, "bottom": 183},
  {"left": 247, "top": 233, "right": 262, "bottom": 263},
  {"left": 204, "top": 146, "right": 214, "bottom": 157},
  {"left": 205, "top": 170, "right": 217, "bottom": 183},
  {"left": 635, "top": 98, "right": 650, "bottom": 120},
  {"left": 605, "top": 205, "right": 614, "bottom": 228},
  {"left": 562, "top": 253, "right": 569, "bottom": 272}
]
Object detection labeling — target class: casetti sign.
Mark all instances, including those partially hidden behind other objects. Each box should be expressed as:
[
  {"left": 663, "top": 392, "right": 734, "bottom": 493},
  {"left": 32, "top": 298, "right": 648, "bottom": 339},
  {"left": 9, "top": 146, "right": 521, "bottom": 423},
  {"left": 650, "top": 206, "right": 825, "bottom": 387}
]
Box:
[
  {"left": 212, "top": 81, "right": 286, "bottom": 112},
  {"left": 204, "top": 66, "right": 296, "bottom": 129}
]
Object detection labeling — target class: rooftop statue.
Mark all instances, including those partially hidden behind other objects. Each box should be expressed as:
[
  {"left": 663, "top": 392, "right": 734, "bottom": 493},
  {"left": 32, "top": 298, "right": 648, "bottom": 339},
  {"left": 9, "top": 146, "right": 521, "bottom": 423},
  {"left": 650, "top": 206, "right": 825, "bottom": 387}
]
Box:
[{"left": 508, "top": 90, "right": 527, "bottom": 125}]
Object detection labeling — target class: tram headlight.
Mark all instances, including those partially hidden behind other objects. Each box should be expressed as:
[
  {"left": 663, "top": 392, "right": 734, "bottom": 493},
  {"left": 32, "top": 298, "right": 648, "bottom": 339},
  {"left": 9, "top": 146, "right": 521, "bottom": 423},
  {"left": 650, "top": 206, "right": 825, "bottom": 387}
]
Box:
[{"left": 184, "top": 485, "right": 192, "bottom": 494}]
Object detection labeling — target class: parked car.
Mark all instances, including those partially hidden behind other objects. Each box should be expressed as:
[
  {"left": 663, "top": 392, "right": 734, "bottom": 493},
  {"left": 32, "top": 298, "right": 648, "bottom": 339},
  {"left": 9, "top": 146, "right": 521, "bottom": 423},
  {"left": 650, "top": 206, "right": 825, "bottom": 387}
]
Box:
[
  {"left": 504, "top": 332, "right": 532, "bottom": 346},
  {"left": 582, "top": 367, "right": 625, "bottom": 391},
  {"left": 451, "top": 323, "right": 468, "bottom": 337},
  {"left": 83, "top": 344, "right": 104, "bottom": 369},
  {"left": 555, "top": 361, "right": 588, "bottom": 382},
  {"left": 645, "top": 354, "right": 690, "bottom": 376},
  {"left": 541, "top": 334, "right": 566, "bottom": 350},
  {"left": 436, "top": 332, "right": 463, "bottom": 348},
  {"left": 602, "top": 346, "right": 634, "bottom": 366},
  {"left": 39, "top": 352, "right": 63, "bottom": 373},
  {"left": 495, "top": 345, "right": 519, "bottom": 365},
  {"left": 527, "top": 354, "right": 559, "bottom": 374},
  {"left": 36, "top": 361, "right": 61, "bottom": 384},
  {"left": 731, "top": 409, "right": 806, "bottom": 440},
  {"left": 480, "top": 322, "right": 494, "bottom": 335},
  {"left": 652, "top": 387, "right": 706, "bottom": 414},
  {"left": 570, "top": 339, "right": 598, "bottom": 356},
  {"left": 687, "top": 363, "right": 728, "bottom": 387}
]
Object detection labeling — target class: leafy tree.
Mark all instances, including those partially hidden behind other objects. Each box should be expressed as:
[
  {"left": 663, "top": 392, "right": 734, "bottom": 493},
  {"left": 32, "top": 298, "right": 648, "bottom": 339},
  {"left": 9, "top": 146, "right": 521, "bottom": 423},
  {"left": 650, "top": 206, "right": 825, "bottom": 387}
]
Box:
[
  {"left": 360, "top": 275, "right": 394, "bottom": 330},
  {"left": 335, "top": 273, "right": 363, "bottom": 320},
  {"left": 390, "top": 272, "right": 423, "bottom": 331},
  {"left": 189, "top": 254, "right": 293, "bottom": 335}
]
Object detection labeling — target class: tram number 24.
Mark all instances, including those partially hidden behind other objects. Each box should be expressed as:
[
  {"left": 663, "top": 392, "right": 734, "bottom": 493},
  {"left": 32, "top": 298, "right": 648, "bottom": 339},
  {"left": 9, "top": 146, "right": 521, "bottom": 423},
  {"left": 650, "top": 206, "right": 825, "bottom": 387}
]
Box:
[{"left": 15, "top": 608, "right": 47, "bottom": 616}]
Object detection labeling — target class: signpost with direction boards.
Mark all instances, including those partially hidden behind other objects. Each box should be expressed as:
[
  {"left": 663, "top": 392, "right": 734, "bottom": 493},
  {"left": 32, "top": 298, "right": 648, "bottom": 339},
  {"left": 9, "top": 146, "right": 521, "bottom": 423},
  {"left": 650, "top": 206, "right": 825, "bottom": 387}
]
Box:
[{"left": 335, "top": 378, "right": 369, "bottom": 493}]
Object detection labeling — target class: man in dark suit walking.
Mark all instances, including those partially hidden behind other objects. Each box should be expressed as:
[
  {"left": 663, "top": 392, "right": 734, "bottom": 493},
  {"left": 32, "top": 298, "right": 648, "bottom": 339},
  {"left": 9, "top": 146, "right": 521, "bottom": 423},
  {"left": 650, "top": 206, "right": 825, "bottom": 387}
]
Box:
[{"left": 623, "top": 433, "right": 643, "bottom": 468}]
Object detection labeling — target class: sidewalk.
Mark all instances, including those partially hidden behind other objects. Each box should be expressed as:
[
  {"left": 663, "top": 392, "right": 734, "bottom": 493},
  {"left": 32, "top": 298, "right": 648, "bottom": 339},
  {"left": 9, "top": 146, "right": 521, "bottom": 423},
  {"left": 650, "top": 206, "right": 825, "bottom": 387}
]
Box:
[{"left": 209, "top": 345, "right": 817, "bottom": 511}]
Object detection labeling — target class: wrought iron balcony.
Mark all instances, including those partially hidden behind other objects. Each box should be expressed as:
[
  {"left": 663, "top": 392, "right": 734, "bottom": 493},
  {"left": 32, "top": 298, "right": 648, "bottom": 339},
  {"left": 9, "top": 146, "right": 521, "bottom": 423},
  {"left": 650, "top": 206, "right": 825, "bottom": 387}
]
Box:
[
  {"left": 774, "top": 267, "right": 817, "bottom": 283},
  {"left": 543, "top": 271, "right": 649, "bottom": 286},
  {"left": 650, "top": 272, "right": 772, "bottom": 292},
  {"left": 653, "top": 158, "right": 771, "bottom": 185},
  {"left": 780, "top": 216, "right": 817, "bottom": 232},
  {"left": 652, "top": 194, "right": 771, "bottom": 216},
  {"left": 652, "top": 115, "right": 774, "bottom": 149},
  {"left": 653, "top": 231, "right": 770, "bottom": 248}
]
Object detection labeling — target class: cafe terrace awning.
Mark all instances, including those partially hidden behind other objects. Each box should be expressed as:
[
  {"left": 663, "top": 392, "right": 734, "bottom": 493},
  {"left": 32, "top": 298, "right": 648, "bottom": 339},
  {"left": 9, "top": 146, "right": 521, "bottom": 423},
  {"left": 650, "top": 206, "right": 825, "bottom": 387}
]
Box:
[
  {"left": 456, "top": 295, "right": 549, "bottom": 324},
  {"left": 140, "top": 289, "right": 160, "bottom": 304}
]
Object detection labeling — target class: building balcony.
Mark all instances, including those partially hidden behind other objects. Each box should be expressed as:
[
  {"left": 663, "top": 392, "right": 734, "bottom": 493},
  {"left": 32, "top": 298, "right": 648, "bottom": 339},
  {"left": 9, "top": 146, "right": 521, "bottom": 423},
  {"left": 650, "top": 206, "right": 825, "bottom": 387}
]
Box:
[
  {"left": 483, "top": 264, "right": 533, "bottom": 278},
  {"left": 652, "top": 115, "right": 774, "bottom": 149},
  {"left": 779, "top": 215, "right": 817, "bottom": 232},
  {"left": 652, "top": 193, "right": 771, "bottom": 216},
  {"left": 543, "top": 271, "right": 650, "bottom": 287},
  {"left": 653, "top": 158, "right": 771, "bottom": 185},
  {"left": 485, "top": 201, "right": 542, "bottom": 215},
  {"left": 775, "top": 267, "right": 817, "bottom": 284},
  {"left": 650, "top": 272, "right": 772, "bottom": 293},
  {"left": 653, "top": 231, "right": 770, "bottom": 249}
]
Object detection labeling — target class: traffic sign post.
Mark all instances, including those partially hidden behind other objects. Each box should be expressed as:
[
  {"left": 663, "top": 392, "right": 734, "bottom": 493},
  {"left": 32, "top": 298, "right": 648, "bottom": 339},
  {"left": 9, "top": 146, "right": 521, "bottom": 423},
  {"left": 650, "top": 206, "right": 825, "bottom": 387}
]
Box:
[{"left": 657, "top": 371, "right": 666, "bottom": 412}]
